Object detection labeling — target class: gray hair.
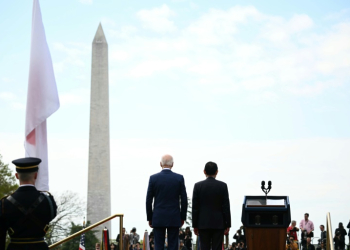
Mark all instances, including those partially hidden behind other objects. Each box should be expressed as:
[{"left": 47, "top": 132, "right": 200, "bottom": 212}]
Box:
[
  {"left": 160, "top": 155, "right": 173, "bottom": 166},
  {"left": 291, "top": 220, "right": 296, "bottom": 224},
  {"left": 18, "top": 172, "right": 37, "bottom": 182}
]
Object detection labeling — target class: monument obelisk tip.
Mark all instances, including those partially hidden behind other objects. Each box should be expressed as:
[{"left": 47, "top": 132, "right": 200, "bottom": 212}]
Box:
[{"left": 93, "top": 23, "right": 107, "bottom": 44}]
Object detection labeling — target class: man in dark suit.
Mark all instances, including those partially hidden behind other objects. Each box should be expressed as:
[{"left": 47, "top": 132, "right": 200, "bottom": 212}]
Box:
[
  {"left": 0, "top": 157, "right": 57, "bottom": 250},
  {"left": 116, "top": 227, "right": 126, "bottom": 248},
  {"left": 146, "top": 154, "right": 188, "bottom": 250},
  {"left": 192, "top": 161, "right": 231, "bottom": 250},
  {"left": 319, "top": 225, "right": 326, "bottom": 243}
]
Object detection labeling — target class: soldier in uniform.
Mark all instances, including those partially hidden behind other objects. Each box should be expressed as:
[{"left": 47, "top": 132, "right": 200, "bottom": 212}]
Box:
[{"left": 0, "top": 157, "right": 57, "bottom": 250}]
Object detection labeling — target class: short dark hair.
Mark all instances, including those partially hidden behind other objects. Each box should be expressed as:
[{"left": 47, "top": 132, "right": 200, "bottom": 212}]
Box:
[
  {"left": 305, "top": 213, "right": 309, "bottom": 216},
  {"left": 205, "top": 162, "right": 218, "bottom": 175},
  {"left": 320, "top": 225, "right": 324, "bottom": 228}
]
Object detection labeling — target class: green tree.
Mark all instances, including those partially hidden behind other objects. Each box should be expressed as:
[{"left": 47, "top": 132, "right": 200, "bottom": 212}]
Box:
[
  {"left": 61, "top": 221, "right": 98, "bottom": 250},
  {"left": 0, "top": 154, "right": 19, "bottom": 198},
  {"left": 45, "top": 191, "right": 84, "bottom": 245},
  {"left": 0, "top": 155, "right": 19, "bottom": 248}
]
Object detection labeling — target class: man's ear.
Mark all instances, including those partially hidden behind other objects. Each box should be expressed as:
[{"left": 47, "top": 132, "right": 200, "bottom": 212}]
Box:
[
  {"left": 203, "top": 170, "right": 207, "bottom": 176},
  {"left": 15, "top": 173, "right": 19, "bottom": 180},
  {"left": 215, "top": 170, "right": 218, "bottom": 175},
  {"left": 34, "top": 172, "right": 38, "bottom": 180},
  {"left": 160, "top": 162, "right": 162, "bottom": 168}
]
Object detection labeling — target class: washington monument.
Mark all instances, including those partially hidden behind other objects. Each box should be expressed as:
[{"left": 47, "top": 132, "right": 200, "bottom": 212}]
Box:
[{"left": 87, "top": 23, "right": 111, "bottom": 235}]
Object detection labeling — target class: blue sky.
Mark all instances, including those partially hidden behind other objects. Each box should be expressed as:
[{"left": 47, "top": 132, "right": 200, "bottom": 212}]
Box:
[{"left": 0, "top": 0, "right": 350, "bottom": 243}]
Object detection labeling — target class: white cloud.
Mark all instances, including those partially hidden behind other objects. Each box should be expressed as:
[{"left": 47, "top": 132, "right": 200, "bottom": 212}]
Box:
[
  {"left": 108, "top": 26, "right": 138, "bottom": 40},
  {"left": 101, "top": 17, "right": 116, "bottom": 27},
  {"left": 104, "top": 7, "right": 350, "bottom": 99},
  {"left": 0, "top": 92, "right": 16, "bottom": 101},
  {"left": 288, "top": 14, "right": 314, "bottom": 33},
  {"left": 261, "top": 14, "right": 314, "bottom": 43},
  {"left": 325, "top": 8, "right": 350, "bottom": 20},
  {"left": 1, "top": 77, "right": 14, "bottom": 83},
  {"left": 60, "top": 88, "right": 90, "bottom": 106},
  {"left": 53, "top": 42, "right": 90, "bottom": 71},
  {"left": 10, "top": 102, "right": 25, "bottom": 110},
  {"left": 186, "top": 6, "right": 261, "bottom": 45},
  {"left": 241, "top": 76, "right": 276, "bottom": 91},
  {"left": 52, "top": 5, "right": 350, "bottom": 105},
  {"left": 111, "top": 50, "right": 130, "bottom": 62},
  {"left": 136, "top": 4, "right": 177, "bottom": 33},
  {"left": 188, "top": 59, "right": 221, "bottom": 75},
  {"left": 79, "top": 0, "right": 92, "bottom": 4},
  {"left": 128, "top": 57, "right": 190, "bottom": 78},
  {"left": 0, "top": 92, "right": 25, "bottom": 110},
  {"left": 287, "top": 80, "right": 340, "bottom": 96}
]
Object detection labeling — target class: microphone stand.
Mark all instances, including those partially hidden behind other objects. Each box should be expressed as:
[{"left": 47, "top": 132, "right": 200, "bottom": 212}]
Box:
[{"left": 261, "top": 181, "right": 272, "bottom": 204}]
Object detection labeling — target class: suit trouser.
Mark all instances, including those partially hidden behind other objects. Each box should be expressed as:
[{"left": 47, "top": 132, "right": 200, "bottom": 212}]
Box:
[
  {"left": 198, "top": 229, "right": 224, "bottom": 250},
  {"left": 154, "top": 227, "right": 179, "bottom": 250}
]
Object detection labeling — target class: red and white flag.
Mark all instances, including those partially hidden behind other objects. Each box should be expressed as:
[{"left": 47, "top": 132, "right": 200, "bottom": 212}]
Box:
[{"left": 25, "top": 0, "right": 60, "bottom": 191}]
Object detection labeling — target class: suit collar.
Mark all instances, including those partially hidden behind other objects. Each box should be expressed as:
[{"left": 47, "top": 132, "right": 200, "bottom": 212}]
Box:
[
  {"left": 206, "top": 177, "right": 216, "bottom": 180},
  {"left": 17, "top": 185, "right": 37, "bottom": 191},
  {"left": 20, "top": 184, "right": 35, "bottom": 187},
  {"left": 161, "top": 169, "right": 173, "bottom": 174}
]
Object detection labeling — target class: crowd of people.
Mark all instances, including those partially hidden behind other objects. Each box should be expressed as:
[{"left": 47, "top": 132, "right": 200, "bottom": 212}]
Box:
[
  {"left": 225, "top": 213, "right": 350, "bottom": 250},
  {"left": 112, "top": 226, "right": 193, "bottom": 250},
  {"left": 284, "top": 213, "right": 349, "bottom": 250}
]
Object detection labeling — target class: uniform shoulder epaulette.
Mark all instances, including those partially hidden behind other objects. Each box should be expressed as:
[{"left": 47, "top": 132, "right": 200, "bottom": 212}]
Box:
[
  {"left": 0, "top": 195, "right": 9, "bottom": 201},
  {"left": 1, "top": 191, "right": 15, "bottom": 201},
  {"left": 38, "top": 190, "right": 53, "bottom": 196},
  {"left": 0, "top": 192, "right": 14, "bottom": 216}
]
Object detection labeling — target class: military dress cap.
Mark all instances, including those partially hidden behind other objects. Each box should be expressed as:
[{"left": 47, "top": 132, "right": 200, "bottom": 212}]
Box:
[{"left": 12, "top": 157, "right": 41, "bottom": 173}]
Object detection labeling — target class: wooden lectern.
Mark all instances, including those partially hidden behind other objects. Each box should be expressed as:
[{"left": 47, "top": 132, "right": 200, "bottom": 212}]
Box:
[{"left": 241, "top": 196, "right": 291, "bottom": 250}]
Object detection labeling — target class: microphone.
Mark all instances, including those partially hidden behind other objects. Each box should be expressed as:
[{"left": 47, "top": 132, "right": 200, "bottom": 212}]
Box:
[{"left": 261, "top": 180, "right": 272, "bottom": 195}]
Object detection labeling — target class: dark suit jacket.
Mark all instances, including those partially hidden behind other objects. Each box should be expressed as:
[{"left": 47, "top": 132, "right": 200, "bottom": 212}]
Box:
[
  {"left": 302, "top": 244, "right": 315, "bottom": 250},
  {"left": 146, "top": 169, "right": 188, "bottom": 227},
  {"left": 192, "top": 177, "right": 231, "bottom": 229},
  {"left": 0, "top": 186, "right": 57, "bottom": 250},
  {"left": 347, "top": 222, "right": 350, "bottom": 236}
]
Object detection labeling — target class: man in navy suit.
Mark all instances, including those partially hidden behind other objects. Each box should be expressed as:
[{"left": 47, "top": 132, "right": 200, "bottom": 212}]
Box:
[{"left": 146, "top": 155, "right": 188, "bottom": 250}]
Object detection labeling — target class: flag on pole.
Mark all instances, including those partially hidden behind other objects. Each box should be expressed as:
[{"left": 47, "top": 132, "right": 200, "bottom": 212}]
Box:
[
  {"left": 143, "top": 230, "right": 150, "bottom": 250},
  {"left": 25, "top": 0, "right": 60, "bottom": 191},
  {"left": 196, "top": 236, "right": 200, "bottom": 250},
  {"left": 79, "top": 220, "right": 86, "bottom": 250},
  {"left": 101, "top": 228, "right": 111, "bottom": 250}
]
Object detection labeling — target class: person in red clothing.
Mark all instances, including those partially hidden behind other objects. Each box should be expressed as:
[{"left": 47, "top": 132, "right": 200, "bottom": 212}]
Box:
[{"left": 287, "top": 220, "right": 300, "bottom": 242}]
